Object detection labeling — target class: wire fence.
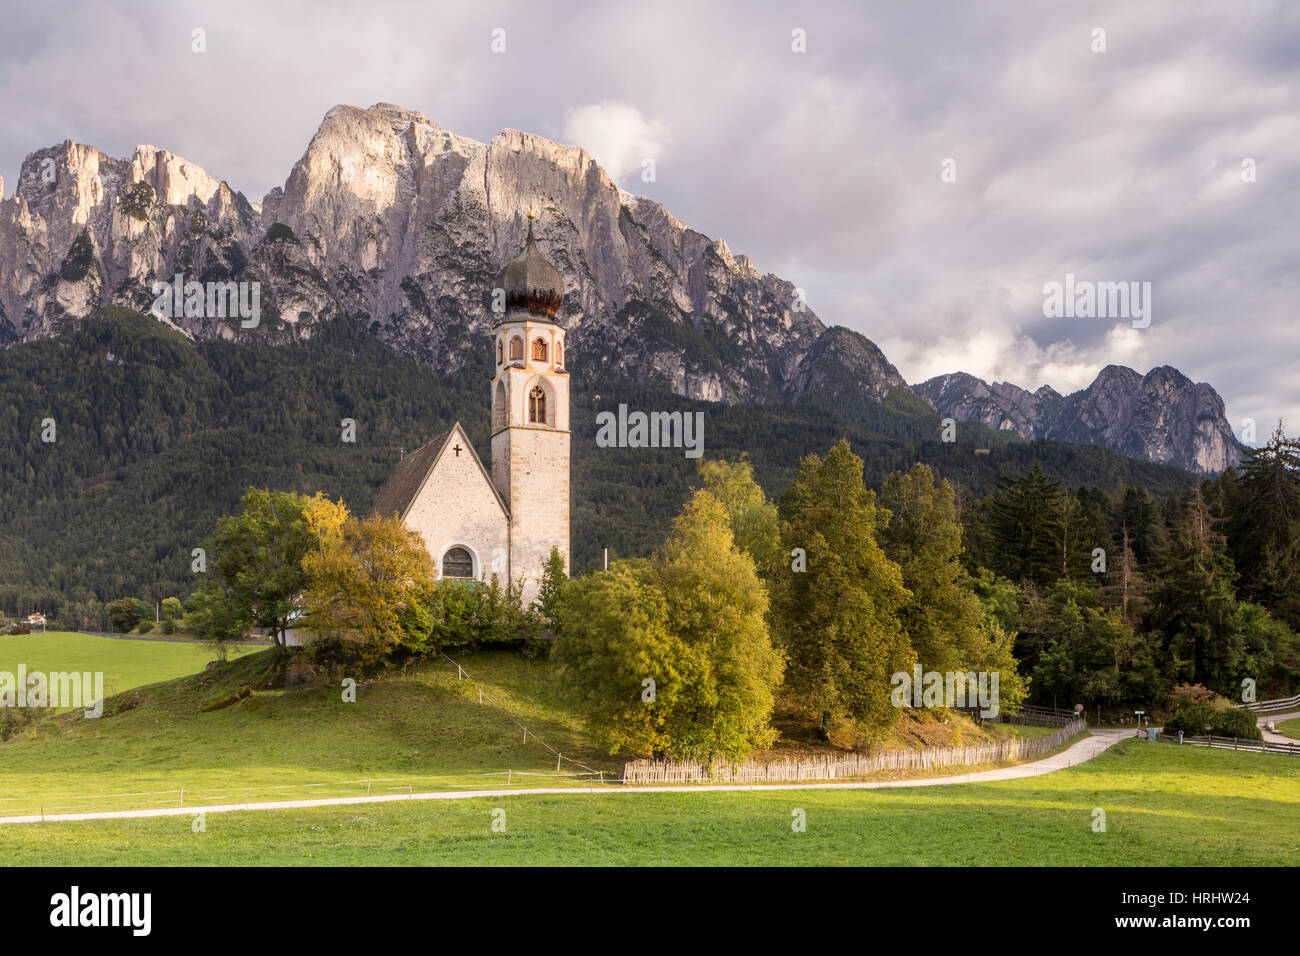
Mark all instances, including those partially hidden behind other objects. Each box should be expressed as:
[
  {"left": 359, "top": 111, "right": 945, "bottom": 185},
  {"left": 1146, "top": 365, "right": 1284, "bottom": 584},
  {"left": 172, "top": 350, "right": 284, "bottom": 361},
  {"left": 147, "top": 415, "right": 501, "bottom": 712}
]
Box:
[{"left": 0, "top": 769, "right": 614, "bottom": 820}]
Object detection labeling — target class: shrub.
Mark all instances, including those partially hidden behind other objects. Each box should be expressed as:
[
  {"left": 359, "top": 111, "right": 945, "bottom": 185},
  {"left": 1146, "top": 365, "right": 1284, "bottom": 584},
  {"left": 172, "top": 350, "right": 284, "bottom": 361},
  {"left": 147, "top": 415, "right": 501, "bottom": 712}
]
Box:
[
  {"left": 161, "top": 597, "right": 184, "bottom": 622},
  {"left": 418, "top": 576, "right": 540, "bottom": 650},
  {"left": 107, "top": 597, "right": 152, "bottom": 633},
  {"left": 265, "top": 222, "right": 299, "bottom": 244},
  {"left": 1163, "top": 689, "right": 1261, "bottom": 740},
  {"left": 120, "top": 181, "right": 155, "bottom": 221},
  {"left": 59, "top": 228, "right": 96, "bottom": 282}
]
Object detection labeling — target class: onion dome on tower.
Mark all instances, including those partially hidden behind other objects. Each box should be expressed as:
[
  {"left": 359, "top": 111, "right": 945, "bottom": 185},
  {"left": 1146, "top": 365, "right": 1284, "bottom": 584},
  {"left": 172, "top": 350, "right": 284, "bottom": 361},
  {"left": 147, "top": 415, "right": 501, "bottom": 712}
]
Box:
[{"left": 495, "top": 210, "right": 564, "bottom": 321}]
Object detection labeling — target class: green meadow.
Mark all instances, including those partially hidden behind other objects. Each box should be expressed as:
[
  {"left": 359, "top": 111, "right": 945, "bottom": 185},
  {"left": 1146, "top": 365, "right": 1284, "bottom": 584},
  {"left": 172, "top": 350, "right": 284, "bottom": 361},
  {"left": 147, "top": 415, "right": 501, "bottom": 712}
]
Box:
[
  {"left": 0, "top": 642, "right": 611, "bottom": 817},
  {"left": 0, "top": 639, "right": 1073, "bottom": 817},
  {"left": 0, "top": 631, "right": 253, "bottom": 700},
  {"left": 1, "top": 740, "right": 1296, "bottom": 866},
  {"left": 4, "top": 636, "right": 1295, "bottom": 867}
]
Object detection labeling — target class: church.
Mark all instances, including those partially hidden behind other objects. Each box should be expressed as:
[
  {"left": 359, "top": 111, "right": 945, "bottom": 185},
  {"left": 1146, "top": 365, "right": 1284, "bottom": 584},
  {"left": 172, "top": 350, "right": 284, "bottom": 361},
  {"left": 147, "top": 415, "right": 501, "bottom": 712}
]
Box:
[{"left": 372, "top": 213, "right": 570, "bottom": 606}]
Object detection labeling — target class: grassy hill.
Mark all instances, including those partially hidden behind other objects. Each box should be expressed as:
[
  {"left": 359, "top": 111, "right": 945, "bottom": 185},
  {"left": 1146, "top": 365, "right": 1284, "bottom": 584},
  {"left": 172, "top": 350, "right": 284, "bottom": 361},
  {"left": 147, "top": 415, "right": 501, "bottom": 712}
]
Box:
[
  {"left": 2, "top": 740, "right": 1296, "bottom": 865},
  {"left": 0, "top": 638, "right": 1062, "bottom": 816}
]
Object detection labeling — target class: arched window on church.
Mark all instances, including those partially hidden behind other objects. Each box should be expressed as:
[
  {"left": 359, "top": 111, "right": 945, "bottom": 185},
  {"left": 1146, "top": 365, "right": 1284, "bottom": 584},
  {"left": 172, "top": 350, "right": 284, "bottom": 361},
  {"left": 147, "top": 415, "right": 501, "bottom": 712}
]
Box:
[
  {"left": 509, "top": 336, "right": 523, "bottom": 363},
  {"left": 496, "top": 338, "right": 503, "bottom": 365},
  {"left": 532, "top": 337, "right": 548, "bottom": 363},
  {"left": 528, "top": 385, "right": 547, "bottom": 425},
  {"left": 492, "top": 380, "right": 507, "bottom": 432},
  {"left": 442, "top": 546, "right": 474, "bottom": 579}
]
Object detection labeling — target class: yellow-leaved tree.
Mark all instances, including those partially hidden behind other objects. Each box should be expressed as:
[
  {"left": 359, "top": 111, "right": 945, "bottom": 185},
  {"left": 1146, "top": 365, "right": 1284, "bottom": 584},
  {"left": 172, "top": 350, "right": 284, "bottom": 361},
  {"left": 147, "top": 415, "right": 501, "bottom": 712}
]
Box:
[{"left": 302, "top": 513, "right": 436, "bottom": 669}]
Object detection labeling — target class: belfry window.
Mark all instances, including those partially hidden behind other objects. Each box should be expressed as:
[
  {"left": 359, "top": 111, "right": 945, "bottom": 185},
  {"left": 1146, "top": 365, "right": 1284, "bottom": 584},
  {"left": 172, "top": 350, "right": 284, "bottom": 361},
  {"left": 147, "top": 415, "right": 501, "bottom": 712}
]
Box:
[
  {"left": 528, "top": 385, "right": 547, "bottom": 424},
  {"left": 442, "top": 546, "right": 474, "bottom": 579},
  {"left": 509, "top": 336, "right": 524, "bottom": 362},
  {"left": 556, "top": 340, "right": 564, "bottom": 368},
  {"left": 532, "top": 337, "right": 549, "bottom": 362},
  {"left": 496, "top": 338, "right": 503, "bottom": 365}
]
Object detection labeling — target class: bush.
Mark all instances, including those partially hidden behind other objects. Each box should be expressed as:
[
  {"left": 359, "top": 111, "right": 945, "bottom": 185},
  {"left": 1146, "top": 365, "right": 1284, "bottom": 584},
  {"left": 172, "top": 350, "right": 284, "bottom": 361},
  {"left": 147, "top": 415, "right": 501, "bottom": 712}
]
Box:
[
  {"left": 161, "top": 597, "right": 184, "bottom": 622},
  {"left": 108, "top": 597, "right": 152, "bottom": 633},
  {"left": 418, "top": 576, "right": 540, "bottom": 650},
  {"left": 161, "top": 617, "right": 177, "bottom": 635},
  {"left": 0, "top": 707, "right": 37, "bottom": 742},
  {"left": 136, "top": 619, "right": 154, "bottom": 635},
  {"left": 58, "top": 228, "right": 96, "bottom": 281},
  {"left": 1163, "top": 689, "right": 1261, "bottom": 740},
  {"left": 120, "top": 180, "right": 155, "bottom": 221}
]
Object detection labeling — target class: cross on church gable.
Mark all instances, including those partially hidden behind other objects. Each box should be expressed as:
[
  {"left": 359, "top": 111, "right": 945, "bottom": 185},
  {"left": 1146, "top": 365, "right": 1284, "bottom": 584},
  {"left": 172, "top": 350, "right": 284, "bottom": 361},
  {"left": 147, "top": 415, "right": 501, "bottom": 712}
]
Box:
[{"left": 452, "top": 443, "right": 463, "bottom": 456}]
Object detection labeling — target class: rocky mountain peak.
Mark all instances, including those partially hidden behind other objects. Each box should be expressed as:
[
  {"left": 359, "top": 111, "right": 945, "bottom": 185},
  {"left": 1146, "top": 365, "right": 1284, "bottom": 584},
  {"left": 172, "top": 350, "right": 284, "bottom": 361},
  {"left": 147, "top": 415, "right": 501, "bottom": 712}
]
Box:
[
  {"left": 915, "top": 364, "right": 1243, "bottom": 474},
  {"left": 0, "top": 102, "right": 1243, "bottom": 475}
]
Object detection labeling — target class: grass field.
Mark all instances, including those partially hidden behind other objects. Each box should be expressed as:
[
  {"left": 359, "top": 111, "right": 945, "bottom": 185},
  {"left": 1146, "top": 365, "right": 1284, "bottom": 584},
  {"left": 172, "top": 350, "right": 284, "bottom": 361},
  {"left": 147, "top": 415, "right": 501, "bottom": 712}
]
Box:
[
  {"left": 1, "top": 740, "right": 1296, "bottom": 865},
  {"left": 0, "top": 632, "right": 251, "bottom": 700},
  {"left": 0, "top": 644, "right": 611, "bottom": 815},
  {"left": 1279, "top": 717, "right": 1300, "bottom": 740},
  {"left": 0, "top": 640, "right": 1078, "bottom": 816}
]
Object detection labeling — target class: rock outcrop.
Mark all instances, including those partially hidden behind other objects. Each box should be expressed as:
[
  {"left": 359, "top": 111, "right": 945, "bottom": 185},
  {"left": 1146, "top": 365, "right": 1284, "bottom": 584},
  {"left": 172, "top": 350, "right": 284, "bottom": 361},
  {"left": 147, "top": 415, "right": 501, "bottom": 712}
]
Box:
[
  {"left": 0, "top": 103, "right": 889, "bottom": 407},
  {"left": 915, "top": 365, "right": 1243, "bottom": 474}
]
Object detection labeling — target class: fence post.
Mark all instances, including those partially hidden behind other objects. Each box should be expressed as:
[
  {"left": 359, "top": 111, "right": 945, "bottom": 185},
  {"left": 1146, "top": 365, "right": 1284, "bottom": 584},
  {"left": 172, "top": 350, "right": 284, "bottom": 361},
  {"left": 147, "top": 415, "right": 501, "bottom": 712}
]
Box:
[{"left": 557, "top": 752, "right": 562, "bottom": 772}]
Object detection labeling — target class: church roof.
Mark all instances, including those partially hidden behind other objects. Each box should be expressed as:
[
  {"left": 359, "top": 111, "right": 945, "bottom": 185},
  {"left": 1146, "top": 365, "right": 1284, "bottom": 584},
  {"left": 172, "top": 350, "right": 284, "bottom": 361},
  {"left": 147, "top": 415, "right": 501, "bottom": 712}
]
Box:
[{"left": 372, "top": 422, "right": 508, "bottom": 521}]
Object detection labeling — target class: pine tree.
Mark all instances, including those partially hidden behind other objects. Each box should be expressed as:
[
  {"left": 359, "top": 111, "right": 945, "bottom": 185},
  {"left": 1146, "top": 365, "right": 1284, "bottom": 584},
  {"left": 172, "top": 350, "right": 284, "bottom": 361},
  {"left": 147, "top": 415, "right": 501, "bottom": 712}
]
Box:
[
  {"left": 878, "top": 463, "right": 985, "bottom": 674},
  {"left": 1231, "top": 421, "right": 1300, "bottom": 628},
  {"left": 1149, "top": 487, "right": 1244, "bottom": 692},
  {"left": 534, "top": 546, "right": 568, "bottom": 629},
  {"left": 989, "top": 463, "right": 1064, "bottom": 585},
  {"left": 772, "top": 441, "right": 913, "bottom": 744}
]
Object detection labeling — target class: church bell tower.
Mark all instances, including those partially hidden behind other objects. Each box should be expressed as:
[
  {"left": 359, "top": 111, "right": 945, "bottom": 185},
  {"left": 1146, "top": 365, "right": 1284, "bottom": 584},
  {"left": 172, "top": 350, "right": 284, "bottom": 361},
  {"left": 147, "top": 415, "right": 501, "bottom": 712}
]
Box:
[{"left": 490, "top": 211, "right": 570, "bottom": 600}]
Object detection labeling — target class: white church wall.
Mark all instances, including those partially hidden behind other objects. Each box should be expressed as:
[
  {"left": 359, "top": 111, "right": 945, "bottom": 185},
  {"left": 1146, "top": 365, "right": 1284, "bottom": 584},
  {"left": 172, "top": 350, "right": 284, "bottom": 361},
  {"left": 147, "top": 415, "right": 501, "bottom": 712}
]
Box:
[{"left": 402, "top": 426, "right": 510, "bottom": 583}]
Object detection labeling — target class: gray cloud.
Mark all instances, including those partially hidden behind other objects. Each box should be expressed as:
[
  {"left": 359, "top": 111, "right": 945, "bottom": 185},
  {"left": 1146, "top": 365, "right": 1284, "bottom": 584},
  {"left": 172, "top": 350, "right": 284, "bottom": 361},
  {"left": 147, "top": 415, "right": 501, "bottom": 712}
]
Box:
[{"left": 1, "top": 0, "right": 1295, "bottom": 439}]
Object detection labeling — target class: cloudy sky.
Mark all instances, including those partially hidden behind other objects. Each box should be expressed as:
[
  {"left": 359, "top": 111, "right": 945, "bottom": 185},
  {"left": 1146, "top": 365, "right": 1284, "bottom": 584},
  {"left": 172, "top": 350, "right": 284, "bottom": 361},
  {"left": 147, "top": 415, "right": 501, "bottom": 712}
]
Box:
[{"left": 2, "top": 0, "right": 1296, "bottom": 438}]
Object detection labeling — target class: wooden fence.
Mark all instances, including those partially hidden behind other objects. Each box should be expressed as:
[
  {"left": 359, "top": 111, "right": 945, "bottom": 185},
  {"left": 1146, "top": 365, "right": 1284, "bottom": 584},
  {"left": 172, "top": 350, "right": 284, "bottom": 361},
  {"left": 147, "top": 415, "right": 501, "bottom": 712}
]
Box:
[
  {"left": 622, "top": 717, "right": 1087, "bottom": 785},
  {"left": 1154, "top": 732, "right": 1300, "bottom": 756},
  {"left": 1237, "top": 692, "right": 1300, "bottom": 715},
  {"left": 989, "top": 706, "right": 1078, "bottom": 728}
]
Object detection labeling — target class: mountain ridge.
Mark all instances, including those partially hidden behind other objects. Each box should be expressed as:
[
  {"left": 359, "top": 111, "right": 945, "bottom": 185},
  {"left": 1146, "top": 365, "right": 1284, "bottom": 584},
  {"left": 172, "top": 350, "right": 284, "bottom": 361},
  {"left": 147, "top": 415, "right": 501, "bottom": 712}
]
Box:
[
  {"left": 0, "top": 101, "right": 1240, "bottom": 473},
  {"left": 914, "top": 364, "right": 1243, "bottom": 474}
]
